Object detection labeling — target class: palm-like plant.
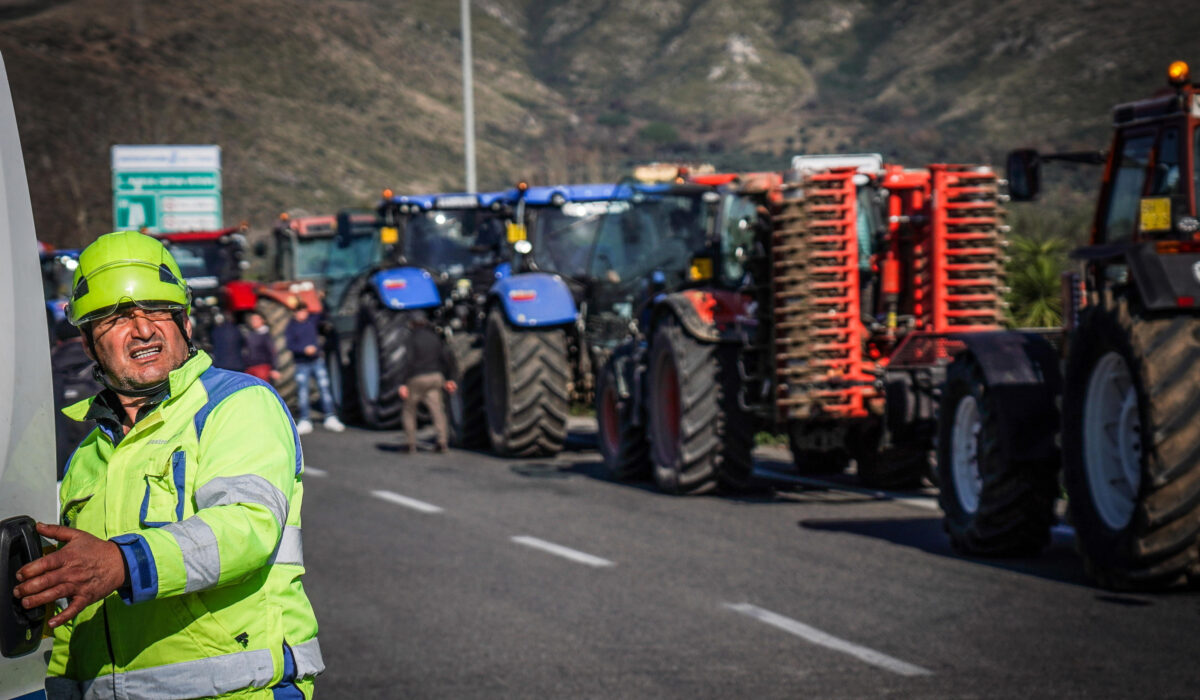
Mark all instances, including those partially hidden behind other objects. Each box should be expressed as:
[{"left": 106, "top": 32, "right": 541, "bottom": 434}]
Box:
[{"left": 1006, "top": 235, "right": 1069, "bottom": 328}]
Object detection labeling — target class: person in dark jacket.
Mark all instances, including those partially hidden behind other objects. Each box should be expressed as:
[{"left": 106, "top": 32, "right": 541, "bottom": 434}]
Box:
[
  {"left": 284, "top": 302, "right": 344, "bottom": 435},
  {"left": 208, "top": 310, "right": 247, "bottom": 371},
  {"left": 244, "top": 311, "right": 280, "bottom": 383},
  {"left": 397, "top": 313, "right": 457, "bottom": 452},
  {"left": 49, "top": 319, "right": 100, "bottom": 479}
]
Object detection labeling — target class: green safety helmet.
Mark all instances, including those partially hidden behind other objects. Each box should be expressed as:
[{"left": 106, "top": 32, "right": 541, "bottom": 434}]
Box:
[{"left": 67, "top": 230, "right": 191, "bottom": 326}]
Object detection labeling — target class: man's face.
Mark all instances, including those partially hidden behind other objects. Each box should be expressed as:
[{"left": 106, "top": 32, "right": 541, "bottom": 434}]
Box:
[
  {"left": 85, "top": 308, "right": 191, "bottom": 393},
  {"left": 294, "top": 308, "right": 309, "bottom": 322},
  {"left": 248, "top": 313, "right": 265, "bottom": 330}
]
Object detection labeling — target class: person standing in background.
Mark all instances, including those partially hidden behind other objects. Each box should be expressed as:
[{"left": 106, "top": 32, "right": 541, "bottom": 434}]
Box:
[
  {"left": 397, "top": 313, "right": 457, "bottom": 453},
  {"left": 284, "top": 302, "right": 344, "bottom": 435},
  {"left": 208, "top": 309, "right": 247, "bottom": 372},
  {"left": 244, "top": 310, "right": 281, "bottom": 384}
]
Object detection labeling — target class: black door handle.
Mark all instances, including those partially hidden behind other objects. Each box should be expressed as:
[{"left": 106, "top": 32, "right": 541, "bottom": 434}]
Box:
[{"left": 0, "top": 515, "right": 47, "bottom": 658}]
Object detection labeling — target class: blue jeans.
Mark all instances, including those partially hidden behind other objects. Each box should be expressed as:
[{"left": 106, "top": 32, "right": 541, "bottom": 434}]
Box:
[{"left": 294, "top": 358, "right": 335, "bottom": 423}]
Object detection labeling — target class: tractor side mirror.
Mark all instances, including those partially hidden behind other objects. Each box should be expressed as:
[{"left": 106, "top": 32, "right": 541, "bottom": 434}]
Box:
[{"left": 1006, "top": 149, "right": 1041, "bottom": 202}]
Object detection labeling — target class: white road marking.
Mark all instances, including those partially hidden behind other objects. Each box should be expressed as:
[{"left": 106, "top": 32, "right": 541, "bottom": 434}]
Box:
[
  {"left": 371, "top": 489, "right": 444, "bottom": 514},
  {"left": 755, "top": 466, "right": 941, "bottom": 511},
  {"left": 511, "top": 536, "right": 615, "bottom": 567},
  {"left": 725, "top": 603, "right": 933, "bottom": 677},
  {"left": 304, "top": 467, "right": 328, "bottom": 478}
]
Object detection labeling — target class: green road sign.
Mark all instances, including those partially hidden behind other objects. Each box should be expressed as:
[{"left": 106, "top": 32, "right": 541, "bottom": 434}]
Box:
[{"left": 111, "top": 145, "right": 222, "bottom": 233}]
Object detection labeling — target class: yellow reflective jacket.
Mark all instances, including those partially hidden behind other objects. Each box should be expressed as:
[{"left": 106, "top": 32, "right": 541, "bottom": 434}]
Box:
[{"left": 50, "top": 351, "right": 322, "bottom": 699}]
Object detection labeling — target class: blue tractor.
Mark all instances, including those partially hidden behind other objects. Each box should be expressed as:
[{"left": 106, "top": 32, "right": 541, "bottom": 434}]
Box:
[
  {"left": 325, "top": 190, "right": 517, "bottom": 432},
  {"left": 479, "top": 181, "right": 718, "bottom": 457}
]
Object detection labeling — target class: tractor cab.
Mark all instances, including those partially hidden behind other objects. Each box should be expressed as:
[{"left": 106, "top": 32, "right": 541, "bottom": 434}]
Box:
[
  {"left": 154, "top": 227, "right": 249, "bottom": 293},
  {"left": 518, "top": 182, "right": 718, "bottom": 340},
  {"left": 273, "top": 212, "right": 381, "bottom": 311},
  {"left": 376, "top": 190, "right": 516, "bottom": 315},
  {"left": 1007, "top": 60, "right": 1200, "bottom": 312}
]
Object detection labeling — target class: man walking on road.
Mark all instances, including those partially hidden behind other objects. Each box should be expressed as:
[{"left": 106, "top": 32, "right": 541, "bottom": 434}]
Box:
[
  {"left": 14, "top": 231, "right": 323, "bottom": 698},
  {"left": 284, "top": 301, "right": 344, "bottom": 435},
  {"left": 398, "top": 313, "right": 457, "bottom": 453}
]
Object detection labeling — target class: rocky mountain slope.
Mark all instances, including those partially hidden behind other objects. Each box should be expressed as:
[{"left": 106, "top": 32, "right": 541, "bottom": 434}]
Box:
[{"left": 2, "top": 0, "right": 1196, "bottom": 246}]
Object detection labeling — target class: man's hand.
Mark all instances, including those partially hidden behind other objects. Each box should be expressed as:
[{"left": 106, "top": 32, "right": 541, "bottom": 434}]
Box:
[
  {"left": 270, "top": 370, "right": 282, "bottom": 382},
  {"left": 398, "top": 385, "right": 409, "bottom": 400},
  {"left": 304, "top": 345, "right": 317, "bottom": 356},
  {"left": 13, "top": 523, "right": 128, "bottom": 628},
  {"left": 445, "top": 380, "right": 458, "bottom": 394}
]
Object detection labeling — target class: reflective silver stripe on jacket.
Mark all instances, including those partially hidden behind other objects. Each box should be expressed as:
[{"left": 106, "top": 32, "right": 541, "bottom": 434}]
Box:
[
  {"left": 162, "top": 517, "right": 221, "bottom": 593},
  {"left": 65, "top": 648, "right": 274, "bottom": 700},
  {"left": 196, "top": 474, "right": 289, "bottom": 529},
  {"left": 269, "top": 525, "right": 304, "bottom": 567},
  {"left": 291, "top": 637, "right": 325, "bottom": 677},
  {"left": 49, "top": 639, "right": 324, "bottom": 700}
]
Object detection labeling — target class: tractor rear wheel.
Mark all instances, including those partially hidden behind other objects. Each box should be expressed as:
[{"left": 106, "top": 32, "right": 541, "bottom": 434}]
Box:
[
  {"left": 1063, "top": 300, "right": 1200, "bottom": 589},
  {"left": 596, "top": 354, "right": 650, "bottom": 481},
  {"left": 483, "top": 307, "right": 570, "bottom": 457},
  {"left": 449, "top": 332, "right": 488, "bottom": 449},
  {"left": 936, "top": 352, "right": 1058, "bottom": 556},
  {"left": 646, "top": 320, "right": 753, "bottom": 495},
  {"left": 355, "top": 294, "right": 410, "bottom": 429},
  {"left": 255, "top": 296, "right": 301, "bottom": 410}
]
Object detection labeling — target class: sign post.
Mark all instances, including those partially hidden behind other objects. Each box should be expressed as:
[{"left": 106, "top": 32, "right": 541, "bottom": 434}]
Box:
[{"left": 111, "top": 145, "right": 222, "bottom": 233}]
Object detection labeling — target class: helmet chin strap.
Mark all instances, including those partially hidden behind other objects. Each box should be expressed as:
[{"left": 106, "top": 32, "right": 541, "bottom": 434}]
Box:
[{"left": 84, "top": 309, "right": 197, "bottom": 399}]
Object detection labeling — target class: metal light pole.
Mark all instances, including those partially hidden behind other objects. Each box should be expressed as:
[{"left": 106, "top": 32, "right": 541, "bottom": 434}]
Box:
[{"left": 460, "top": 0, "right": 477, "bottom": 193}]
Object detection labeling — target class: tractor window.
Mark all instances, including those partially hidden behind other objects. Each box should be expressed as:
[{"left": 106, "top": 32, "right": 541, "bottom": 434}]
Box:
[
  {"left": 169, "top": 241, "right": 230, "bottom": 282},
  {"left": 404, "top": 209, "right": 501, "bottom": 275},
  {"left": 1100, "top": 132, "right": 1155, "bottom": 243},
  {"left": 588, "top": 195, "right": 703, "bottom": 285},
  {"left": 1150, "top": 127, "right": 1182, "bottom": 196},
  {"left": 1194, "top": 126, "right": 1200, "bottom": 217},
  {"left": 719, "top": 194, "right": 759, "bottom": 284},
  {"left": 528, "top": 202, "right": 618, "bottom": 280}
]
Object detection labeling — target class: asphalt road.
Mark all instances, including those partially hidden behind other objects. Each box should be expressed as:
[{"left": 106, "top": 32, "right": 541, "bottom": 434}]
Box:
[{"left": 297, "top": 421, "right": 1200, "bottom": 699}]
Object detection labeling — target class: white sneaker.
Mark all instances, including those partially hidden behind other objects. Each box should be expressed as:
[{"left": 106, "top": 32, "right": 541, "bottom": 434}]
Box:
[
  {"left": 323, "top": 416, "right": 345, "bottom": 432},
  {"left": 296, "top": 419, "right": 313, "bottom": 435}
]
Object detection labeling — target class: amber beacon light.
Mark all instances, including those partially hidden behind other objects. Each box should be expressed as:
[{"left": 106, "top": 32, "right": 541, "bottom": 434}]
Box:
[{"left": 1167, "top": 60, "right": 1190, "bottom": 87}]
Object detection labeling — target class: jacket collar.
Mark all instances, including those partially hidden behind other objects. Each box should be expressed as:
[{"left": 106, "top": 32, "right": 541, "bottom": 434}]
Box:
[{"left": 64, "top": 351, "right": 214, "bottom": 427}]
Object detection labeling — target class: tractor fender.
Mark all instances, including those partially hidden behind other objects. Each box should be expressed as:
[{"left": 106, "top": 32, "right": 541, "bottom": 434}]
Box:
[
  {"left": 651, "top": 289, "right": 755, "bottom": 344},
  {"left": 949, "top": 330, "right": 1062, "bottom": 462},
  {"left": 369, "top": 267, "right": 441, "bottom": 311},
  {"left": 254, "top": 282, "right": 325, "bottom": 314},
  {"left": 488, "top": 272, "right": 577, "bottom": 328}
]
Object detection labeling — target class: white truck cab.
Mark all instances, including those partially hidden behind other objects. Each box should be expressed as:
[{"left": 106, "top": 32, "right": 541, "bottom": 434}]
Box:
[{"left": 0, "top": 50, "right": 56, "bottom": 699}]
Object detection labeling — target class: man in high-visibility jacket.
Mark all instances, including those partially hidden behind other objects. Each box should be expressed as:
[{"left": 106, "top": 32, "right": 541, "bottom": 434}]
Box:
[{"left": 13, "top": 231, "right": 323, "bottom": 698}]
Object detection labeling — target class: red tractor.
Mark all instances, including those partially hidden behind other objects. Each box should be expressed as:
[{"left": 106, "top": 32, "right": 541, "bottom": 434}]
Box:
[
  {"left": 936, "top": 61, "right": 1200, "bottom": 588},
  {"left": 151, "top": 226, "right": 251, "bottom": 352},
  {"left": 248, "top": 212, "right": 380, "bottom": 411},
  {"left": 598, "top": 155, "right": 1009, "bottom": 494}
]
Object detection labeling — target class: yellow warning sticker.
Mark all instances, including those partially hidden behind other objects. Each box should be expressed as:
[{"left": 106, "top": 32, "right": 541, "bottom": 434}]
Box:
[
  {"left": 506, "top": 222, "right": 527, "bottom": 243},
  {"left": 1140, "top": 197, "right": 1171, "bottom": 232},
  {"left": 380, "top": 226, "right": 399, "bottom": 245},
  {"left": 690, "top": 257, "right": 713, "bottom": 281}
]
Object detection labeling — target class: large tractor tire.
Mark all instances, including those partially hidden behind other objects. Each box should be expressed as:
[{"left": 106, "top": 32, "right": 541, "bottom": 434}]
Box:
[
  {"left": 449, "top": 332, "right": 488, "bottom": 449},
  {"left": 936, "top": 352, "right": 1058, "bottom": 556},
  {"left": 355, "top": 294, "right": 411, "bottom": 429},
  {"left": 1062, "top": 300, "right": 1200, "bottom": 589},
  {"left": 645, "top": 320, "right": 754, "bottom": 495},
  {"left": 325, "top": 331, "right": 360, "bottom": 423},
  {"left": 595, "top": 354, "right": 650, "bottom": 482},
  {"left": 483, "top": 307, "right": 570, "bottom": 457},
  {"left": 255, "top": 296, "right": 301, "bottom": 409}
]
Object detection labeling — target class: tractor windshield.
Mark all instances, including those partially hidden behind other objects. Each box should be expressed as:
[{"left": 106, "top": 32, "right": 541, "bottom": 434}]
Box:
[
  {"left": 718, "top": 194, "right": 761, "bottom": 285},
  {"left": 41, "top": 252, "right": 77, "bottom": 302},
  {"left": 291, "top": 227, "right": 380, "bottom": 281},
  {"left": 403, "top": 208, "right": 507, "bottom": 275},
  {"left": 529, "top": 194, "right": 708, "bottom": 287},
  {"left": 168, "top": 240, "right": 236, "bottom": 288}
]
